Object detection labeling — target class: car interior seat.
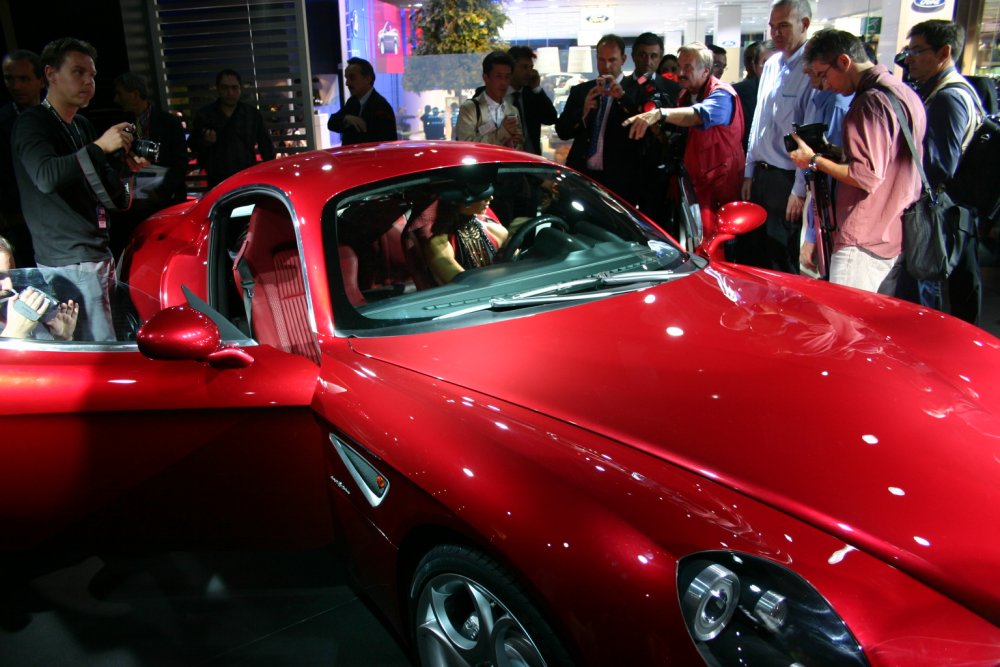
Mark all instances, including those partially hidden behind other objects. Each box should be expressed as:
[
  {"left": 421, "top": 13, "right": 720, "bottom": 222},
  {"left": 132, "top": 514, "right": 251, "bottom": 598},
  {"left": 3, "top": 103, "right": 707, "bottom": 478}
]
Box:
[{"left": 232, "top": 198, "right": 320, "bottom": 364}]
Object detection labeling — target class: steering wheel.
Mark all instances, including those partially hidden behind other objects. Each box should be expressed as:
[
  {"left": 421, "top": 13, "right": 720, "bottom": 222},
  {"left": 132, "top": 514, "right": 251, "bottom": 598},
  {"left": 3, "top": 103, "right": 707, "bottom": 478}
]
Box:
[{"left": 498, "top": 214, "right": 570, "bottom": 262}]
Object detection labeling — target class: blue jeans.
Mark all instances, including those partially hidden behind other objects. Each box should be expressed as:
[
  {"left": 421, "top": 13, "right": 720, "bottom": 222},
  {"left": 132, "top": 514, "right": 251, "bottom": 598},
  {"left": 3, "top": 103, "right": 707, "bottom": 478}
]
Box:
[{"left": 38, "top": 258, "right": 116, "bottom": 341}]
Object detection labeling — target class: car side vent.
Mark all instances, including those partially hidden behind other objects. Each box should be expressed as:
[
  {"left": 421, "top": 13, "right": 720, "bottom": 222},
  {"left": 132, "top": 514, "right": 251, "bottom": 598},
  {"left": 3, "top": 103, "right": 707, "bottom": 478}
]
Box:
[{"left": 329, "top": 434, "right": 390, "bottom": 508}]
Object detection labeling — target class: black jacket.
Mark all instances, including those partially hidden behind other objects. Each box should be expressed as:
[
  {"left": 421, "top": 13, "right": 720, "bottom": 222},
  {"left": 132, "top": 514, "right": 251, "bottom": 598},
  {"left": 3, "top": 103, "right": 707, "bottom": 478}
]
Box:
[
  {"left": 556, "top": 78, "right": 641, "bottom": 197},
  {"left": 328, "top": 88, "right": 398, "bottom": 145},
  {"left": 143, "top": 106, "right": 189, "bottom": 205},
  {"left": 509, "top": 87, "right": 557, "bottom": 155}
]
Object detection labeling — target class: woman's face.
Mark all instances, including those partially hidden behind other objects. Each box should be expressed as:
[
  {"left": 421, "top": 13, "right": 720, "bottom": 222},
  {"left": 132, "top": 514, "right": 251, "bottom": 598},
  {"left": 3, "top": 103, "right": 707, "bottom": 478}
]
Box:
[{"left": 458, "top": 195, "right": 493, "bottom": 216}]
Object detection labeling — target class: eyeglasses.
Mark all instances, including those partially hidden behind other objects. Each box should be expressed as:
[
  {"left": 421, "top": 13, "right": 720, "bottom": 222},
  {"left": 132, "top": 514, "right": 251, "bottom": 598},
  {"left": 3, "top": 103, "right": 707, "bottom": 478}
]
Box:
[
  {"left": 810, "top": 64, "right": 833, "bottom": 81},
  {"left": 900, "top": 46, "right": 933, "bottom": 59}
]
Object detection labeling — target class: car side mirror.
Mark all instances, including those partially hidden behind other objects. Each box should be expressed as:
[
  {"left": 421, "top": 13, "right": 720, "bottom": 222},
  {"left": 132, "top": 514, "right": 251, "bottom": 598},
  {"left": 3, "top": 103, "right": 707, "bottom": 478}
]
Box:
[
  {"left": 697, "top": 201, "right": 767, "bottom": 261},
  {"left": 137, "top": 305, "right": 253, "bottom": 369}
]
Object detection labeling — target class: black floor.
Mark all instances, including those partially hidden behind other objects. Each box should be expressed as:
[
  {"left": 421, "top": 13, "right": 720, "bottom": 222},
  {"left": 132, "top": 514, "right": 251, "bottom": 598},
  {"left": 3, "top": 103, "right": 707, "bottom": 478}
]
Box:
[
  {"left": 0, "top": 550, "right": 413, "bottom": 666},
  {"left": 2, "top": 260, "right": 998, "bottom": 667}
]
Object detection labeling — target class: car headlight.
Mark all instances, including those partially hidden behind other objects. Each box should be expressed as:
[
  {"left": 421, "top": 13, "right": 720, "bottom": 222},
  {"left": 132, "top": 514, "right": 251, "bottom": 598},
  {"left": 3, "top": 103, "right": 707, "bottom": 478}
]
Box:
[{"left": 677, "top": 552, "right": 869, "bottom": 666}]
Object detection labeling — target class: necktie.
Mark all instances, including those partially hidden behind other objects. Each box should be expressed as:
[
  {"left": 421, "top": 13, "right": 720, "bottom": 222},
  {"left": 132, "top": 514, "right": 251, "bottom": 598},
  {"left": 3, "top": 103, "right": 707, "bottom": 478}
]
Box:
[{"left": 587, "top": 93, "right": 608, "bottom": 158}]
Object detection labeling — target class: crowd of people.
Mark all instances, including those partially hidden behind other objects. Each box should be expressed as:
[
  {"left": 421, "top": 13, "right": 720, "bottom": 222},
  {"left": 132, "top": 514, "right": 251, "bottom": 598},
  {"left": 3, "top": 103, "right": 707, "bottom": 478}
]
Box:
[
  {"left": 1, "top": 3, "right": 996, "bottom": 341},
  {"left": 419, "top": 0, "right": 994, "bottom": 325},
  {"left": 0, "top": 37, "right": 278, "bottom": 341}
]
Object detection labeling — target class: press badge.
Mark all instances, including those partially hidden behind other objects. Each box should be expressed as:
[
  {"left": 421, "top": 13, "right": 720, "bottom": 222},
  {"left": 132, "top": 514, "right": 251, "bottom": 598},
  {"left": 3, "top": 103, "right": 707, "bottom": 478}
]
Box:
[{"left": 97, "top": 207, "right": 108, "bottom": 229}]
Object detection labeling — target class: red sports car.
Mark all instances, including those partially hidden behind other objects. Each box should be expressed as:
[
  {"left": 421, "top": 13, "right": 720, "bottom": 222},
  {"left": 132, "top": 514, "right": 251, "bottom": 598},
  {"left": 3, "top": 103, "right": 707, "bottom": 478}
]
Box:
[{"left": 2, "top": 142, "right": 998, "bottom": 666}]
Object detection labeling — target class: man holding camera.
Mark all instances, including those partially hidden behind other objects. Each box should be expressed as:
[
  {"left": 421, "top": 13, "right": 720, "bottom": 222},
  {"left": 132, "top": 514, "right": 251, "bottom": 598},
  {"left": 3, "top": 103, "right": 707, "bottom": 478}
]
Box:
[
  {"left": 556, "top": 34, "right": 641, "bottom": 201},
  {"left": 788, "top": 29, "right": 925, "bottom": 293},
  {"left": 12, "top": 37, "right": 140, "bottom": 340}
]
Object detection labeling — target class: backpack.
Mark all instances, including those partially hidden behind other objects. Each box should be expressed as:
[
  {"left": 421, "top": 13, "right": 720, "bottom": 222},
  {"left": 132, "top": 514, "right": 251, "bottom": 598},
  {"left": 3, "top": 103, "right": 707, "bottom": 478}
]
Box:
[
  {"left": 947, "top": 112, "right": 1000, "bottom": 225},
  {"left": 939, "top": 82, "right": 1000, "bottom": 226}
]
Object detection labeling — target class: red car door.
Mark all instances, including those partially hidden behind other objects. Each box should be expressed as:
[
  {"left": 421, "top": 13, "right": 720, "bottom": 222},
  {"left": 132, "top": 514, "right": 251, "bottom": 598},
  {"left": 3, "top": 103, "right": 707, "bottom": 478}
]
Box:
[{"left": 0, "top": 341, "right": 334, "bottom": 553}]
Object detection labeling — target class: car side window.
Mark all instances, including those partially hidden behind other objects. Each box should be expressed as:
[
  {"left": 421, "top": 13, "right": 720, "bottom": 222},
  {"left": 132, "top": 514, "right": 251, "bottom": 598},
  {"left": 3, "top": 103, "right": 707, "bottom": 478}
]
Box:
[{"left": 0, "top": 267, "right": 156, "bottom": 347}]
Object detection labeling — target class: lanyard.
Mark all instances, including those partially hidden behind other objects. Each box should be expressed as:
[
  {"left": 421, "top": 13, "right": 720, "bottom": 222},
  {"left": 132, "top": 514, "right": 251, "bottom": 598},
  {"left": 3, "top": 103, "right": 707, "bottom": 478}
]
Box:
[{"left": 42, "top": 99, "right": 85, "bottom": 150}]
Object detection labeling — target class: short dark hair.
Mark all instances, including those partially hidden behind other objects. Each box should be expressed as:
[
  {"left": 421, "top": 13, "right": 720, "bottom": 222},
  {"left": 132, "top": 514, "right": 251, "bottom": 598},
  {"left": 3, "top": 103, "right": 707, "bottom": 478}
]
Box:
[
  {"left": 596, "top": 34, "right": 626, "bottom": 57},
  {"left": 347, "top": 57, "right": 375, "bottom": 80},
  {"left": 909, "top": 19, "right": 964, "bottom": 63},
  {"left": 743, "top": 41, "right": 762, "bottom": 72},
  {"left": 482, "top": 50, "right": 514, "bottom": 75},
  {"left": 708, "top": 43, "right": 727, "bottom": 56},
  {"left": 507, "top": 45, "right": 535, "bottom": 63},
  {"left": 40, "top": 37, "right": 97, "bottom": 71},
  {"left": 632, "top": 32, "right": 664, "bottom": 53},
  {"left": 3, "top": 49, "right": 42, "bottom": 79},
  {"left": 216, "top": 68, "right": 242, "bottom": 86},
  {"left": 657, "top": 53, "right": 679, "bottom": 75},
  {"left": 804, "top": 28, "right": 868, "bottom": 66},
  {"left": 114, "top": 72, "right": 149, "bottom": 100}
]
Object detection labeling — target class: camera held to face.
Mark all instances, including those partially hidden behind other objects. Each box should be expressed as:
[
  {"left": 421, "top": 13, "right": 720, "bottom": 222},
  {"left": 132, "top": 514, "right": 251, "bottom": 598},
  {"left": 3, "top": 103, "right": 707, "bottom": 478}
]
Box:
[{"left": 122, "top": 125, "right": 161, "bottom": 163}]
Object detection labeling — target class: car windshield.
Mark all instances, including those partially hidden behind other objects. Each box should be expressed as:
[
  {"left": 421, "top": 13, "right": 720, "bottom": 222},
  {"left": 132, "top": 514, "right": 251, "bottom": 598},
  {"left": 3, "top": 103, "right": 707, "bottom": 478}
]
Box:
[
  {"left": 327, "top": 162, "right": 702, "bottom": 332},
  {"left": 0, "top": 267, "right": 160, "bottom": 346}
]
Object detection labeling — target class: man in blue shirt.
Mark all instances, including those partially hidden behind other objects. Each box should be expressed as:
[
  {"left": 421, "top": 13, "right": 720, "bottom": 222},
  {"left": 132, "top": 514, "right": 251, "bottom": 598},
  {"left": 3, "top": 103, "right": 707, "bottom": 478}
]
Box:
[
  {"left": 901, "top": 19, "right": 983, "bottom": 324},
  {"left": 739, "top": 0, "right": 815, "bottom": 273}
]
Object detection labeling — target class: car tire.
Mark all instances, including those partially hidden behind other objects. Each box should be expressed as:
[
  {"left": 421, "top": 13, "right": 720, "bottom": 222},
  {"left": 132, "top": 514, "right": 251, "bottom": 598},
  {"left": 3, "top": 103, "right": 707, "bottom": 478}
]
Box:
[{"left": 410, "top": 545, "right": 573, "bottom": 667}]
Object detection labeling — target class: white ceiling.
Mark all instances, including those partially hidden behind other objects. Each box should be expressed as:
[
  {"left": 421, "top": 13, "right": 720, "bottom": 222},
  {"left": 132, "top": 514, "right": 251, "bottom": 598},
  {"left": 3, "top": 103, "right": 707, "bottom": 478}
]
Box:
[
  {"left": 499, "top": 0, "right": 775, "bottom": 43},
  {"left": 496, "top": 0, "right": 879, "bottom": 44}
]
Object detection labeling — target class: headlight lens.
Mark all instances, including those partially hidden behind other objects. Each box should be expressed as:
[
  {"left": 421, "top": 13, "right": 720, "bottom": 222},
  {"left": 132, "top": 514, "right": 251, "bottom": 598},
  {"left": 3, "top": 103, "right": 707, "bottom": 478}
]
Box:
[{"left": 677, "top": 552, "right": 869, "bottom": 666}]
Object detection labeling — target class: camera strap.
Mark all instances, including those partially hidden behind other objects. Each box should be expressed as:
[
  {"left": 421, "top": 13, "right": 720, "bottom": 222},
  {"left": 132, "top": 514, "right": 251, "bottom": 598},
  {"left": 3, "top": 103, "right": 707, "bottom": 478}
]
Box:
[{"left": 76, "top": 147, "right": 133, "bottom": 213}]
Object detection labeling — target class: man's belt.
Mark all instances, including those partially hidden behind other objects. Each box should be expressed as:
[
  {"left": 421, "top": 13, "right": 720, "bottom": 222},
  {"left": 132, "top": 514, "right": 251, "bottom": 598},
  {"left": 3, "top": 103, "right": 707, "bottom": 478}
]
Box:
[{"left": 757, "top": 161, "right": 794, "bottom": 172}]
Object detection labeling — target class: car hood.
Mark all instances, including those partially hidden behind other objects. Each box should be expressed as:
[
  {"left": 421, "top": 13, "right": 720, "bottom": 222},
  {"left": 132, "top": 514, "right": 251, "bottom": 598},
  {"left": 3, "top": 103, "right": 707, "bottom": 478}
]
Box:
[{"left": 350, "top": 265, "right": 1000, "bottom": 622}]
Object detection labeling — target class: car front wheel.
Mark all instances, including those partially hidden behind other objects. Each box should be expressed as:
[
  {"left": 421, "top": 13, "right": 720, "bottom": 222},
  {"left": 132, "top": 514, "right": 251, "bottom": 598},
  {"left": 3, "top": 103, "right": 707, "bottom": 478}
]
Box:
[{"left": 410, "top": 545, "right": 572, "bottom": 667}]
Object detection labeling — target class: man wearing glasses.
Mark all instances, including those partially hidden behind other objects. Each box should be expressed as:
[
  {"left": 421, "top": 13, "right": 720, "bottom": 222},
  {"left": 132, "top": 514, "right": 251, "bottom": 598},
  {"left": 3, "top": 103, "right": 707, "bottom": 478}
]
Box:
[
  {"left": 787, "top": 29, "right": 925, "bottom": 293},
  {"left": 739, "top": 0, "right": 816, "bottom": 274},
  {"left": 898, "top": 20, "right": 984, "bottom": 324}
]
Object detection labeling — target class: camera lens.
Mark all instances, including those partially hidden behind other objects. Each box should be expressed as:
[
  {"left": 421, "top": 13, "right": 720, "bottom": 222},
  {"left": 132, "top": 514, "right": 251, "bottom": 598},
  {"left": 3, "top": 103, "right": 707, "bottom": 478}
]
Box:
[{"left": 133, "top": 139, "right": 161, "bottom": 162}]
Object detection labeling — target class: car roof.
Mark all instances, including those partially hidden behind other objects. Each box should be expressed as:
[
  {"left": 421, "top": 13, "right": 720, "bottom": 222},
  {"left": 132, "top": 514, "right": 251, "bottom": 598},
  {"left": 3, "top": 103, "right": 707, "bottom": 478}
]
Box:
[{"left": 218, "top": 141, "right": 553, "bottom": 199}]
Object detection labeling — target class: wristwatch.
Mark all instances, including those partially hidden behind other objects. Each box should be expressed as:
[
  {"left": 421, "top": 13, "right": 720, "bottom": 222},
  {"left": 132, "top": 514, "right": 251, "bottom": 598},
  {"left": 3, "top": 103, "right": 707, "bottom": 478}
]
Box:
[{"left": 808, "top": 154, "right": 820, "bottom": 172}]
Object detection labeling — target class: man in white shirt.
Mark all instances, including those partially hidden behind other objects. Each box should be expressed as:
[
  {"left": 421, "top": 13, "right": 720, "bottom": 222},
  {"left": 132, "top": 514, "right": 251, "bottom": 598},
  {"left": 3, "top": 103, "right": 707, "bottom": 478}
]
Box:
[
  {"left": 456, "top": 51, "right": 522, "bottom": 149},
  {"left": 738, "top": 0, "right": 816, "bottom": 273}
]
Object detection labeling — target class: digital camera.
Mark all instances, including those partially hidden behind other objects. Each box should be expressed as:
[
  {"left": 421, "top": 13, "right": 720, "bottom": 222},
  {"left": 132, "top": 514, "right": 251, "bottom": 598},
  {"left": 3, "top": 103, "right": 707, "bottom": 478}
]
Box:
[
  {"left": 783, "top": 122, "right": 843, "bottom": 161},
  {"left": 123, "top": 125, "right": 161, "bottom": 162}
]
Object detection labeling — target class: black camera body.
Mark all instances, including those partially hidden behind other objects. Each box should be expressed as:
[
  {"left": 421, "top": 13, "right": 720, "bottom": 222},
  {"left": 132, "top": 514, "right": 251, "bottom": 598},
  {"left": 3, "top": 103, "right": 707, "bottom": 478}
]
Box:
[
  {"left": 122, "top": 125, "right": 161, "bottom": 162},
  {"left": 783, "top": 122, "right": 844, "bottom": 162}
]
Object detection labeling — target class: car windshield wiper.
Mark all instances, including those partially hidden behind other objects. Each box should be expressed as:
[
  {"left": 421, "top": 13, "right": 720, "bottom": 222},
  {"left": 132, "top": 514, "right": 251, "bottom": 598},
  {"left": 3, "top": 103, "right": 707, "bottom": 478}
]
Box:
[
  {"left": 434, "top": 271, "right": 687, "bottom": 319},
  {"left": 505, "top": 270, "right": 687, "bottom": 298}
]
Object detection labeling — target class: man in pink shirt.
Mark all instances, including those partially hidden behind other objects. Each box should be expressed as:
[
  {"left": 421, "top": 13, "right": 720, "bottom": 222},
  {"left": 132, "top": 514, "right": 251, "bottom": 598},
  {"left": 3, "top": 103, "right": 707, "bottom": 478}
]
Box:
[{"left": 789, "top": 29, "right": 926, "bottom": 293}]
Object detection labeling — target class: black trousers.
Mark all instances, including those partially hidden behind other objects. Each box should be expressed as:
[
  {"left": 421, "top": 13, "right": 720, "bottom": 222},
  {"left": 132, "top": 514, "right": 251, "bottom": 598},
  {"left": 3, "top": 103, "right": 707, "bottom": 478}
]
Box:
[{"left": 736, "top": 165, "right": 800, "bottom": 274}]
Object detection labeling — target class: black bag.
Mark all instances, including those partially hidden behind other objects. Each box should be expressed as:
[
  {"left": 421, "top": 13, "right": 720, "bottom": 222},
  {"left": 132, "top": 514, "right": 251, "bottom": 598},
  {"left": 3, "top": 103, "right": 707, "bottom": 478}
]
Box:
[
  {"left": 947, "top": 113, "right": 1000, "bottom": 227},
  {"left": 901, "top": 189, "right": 972, "bottom": 281},
  {"left": 878, "top": 86, "right": 974, "bottom": 281}
]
